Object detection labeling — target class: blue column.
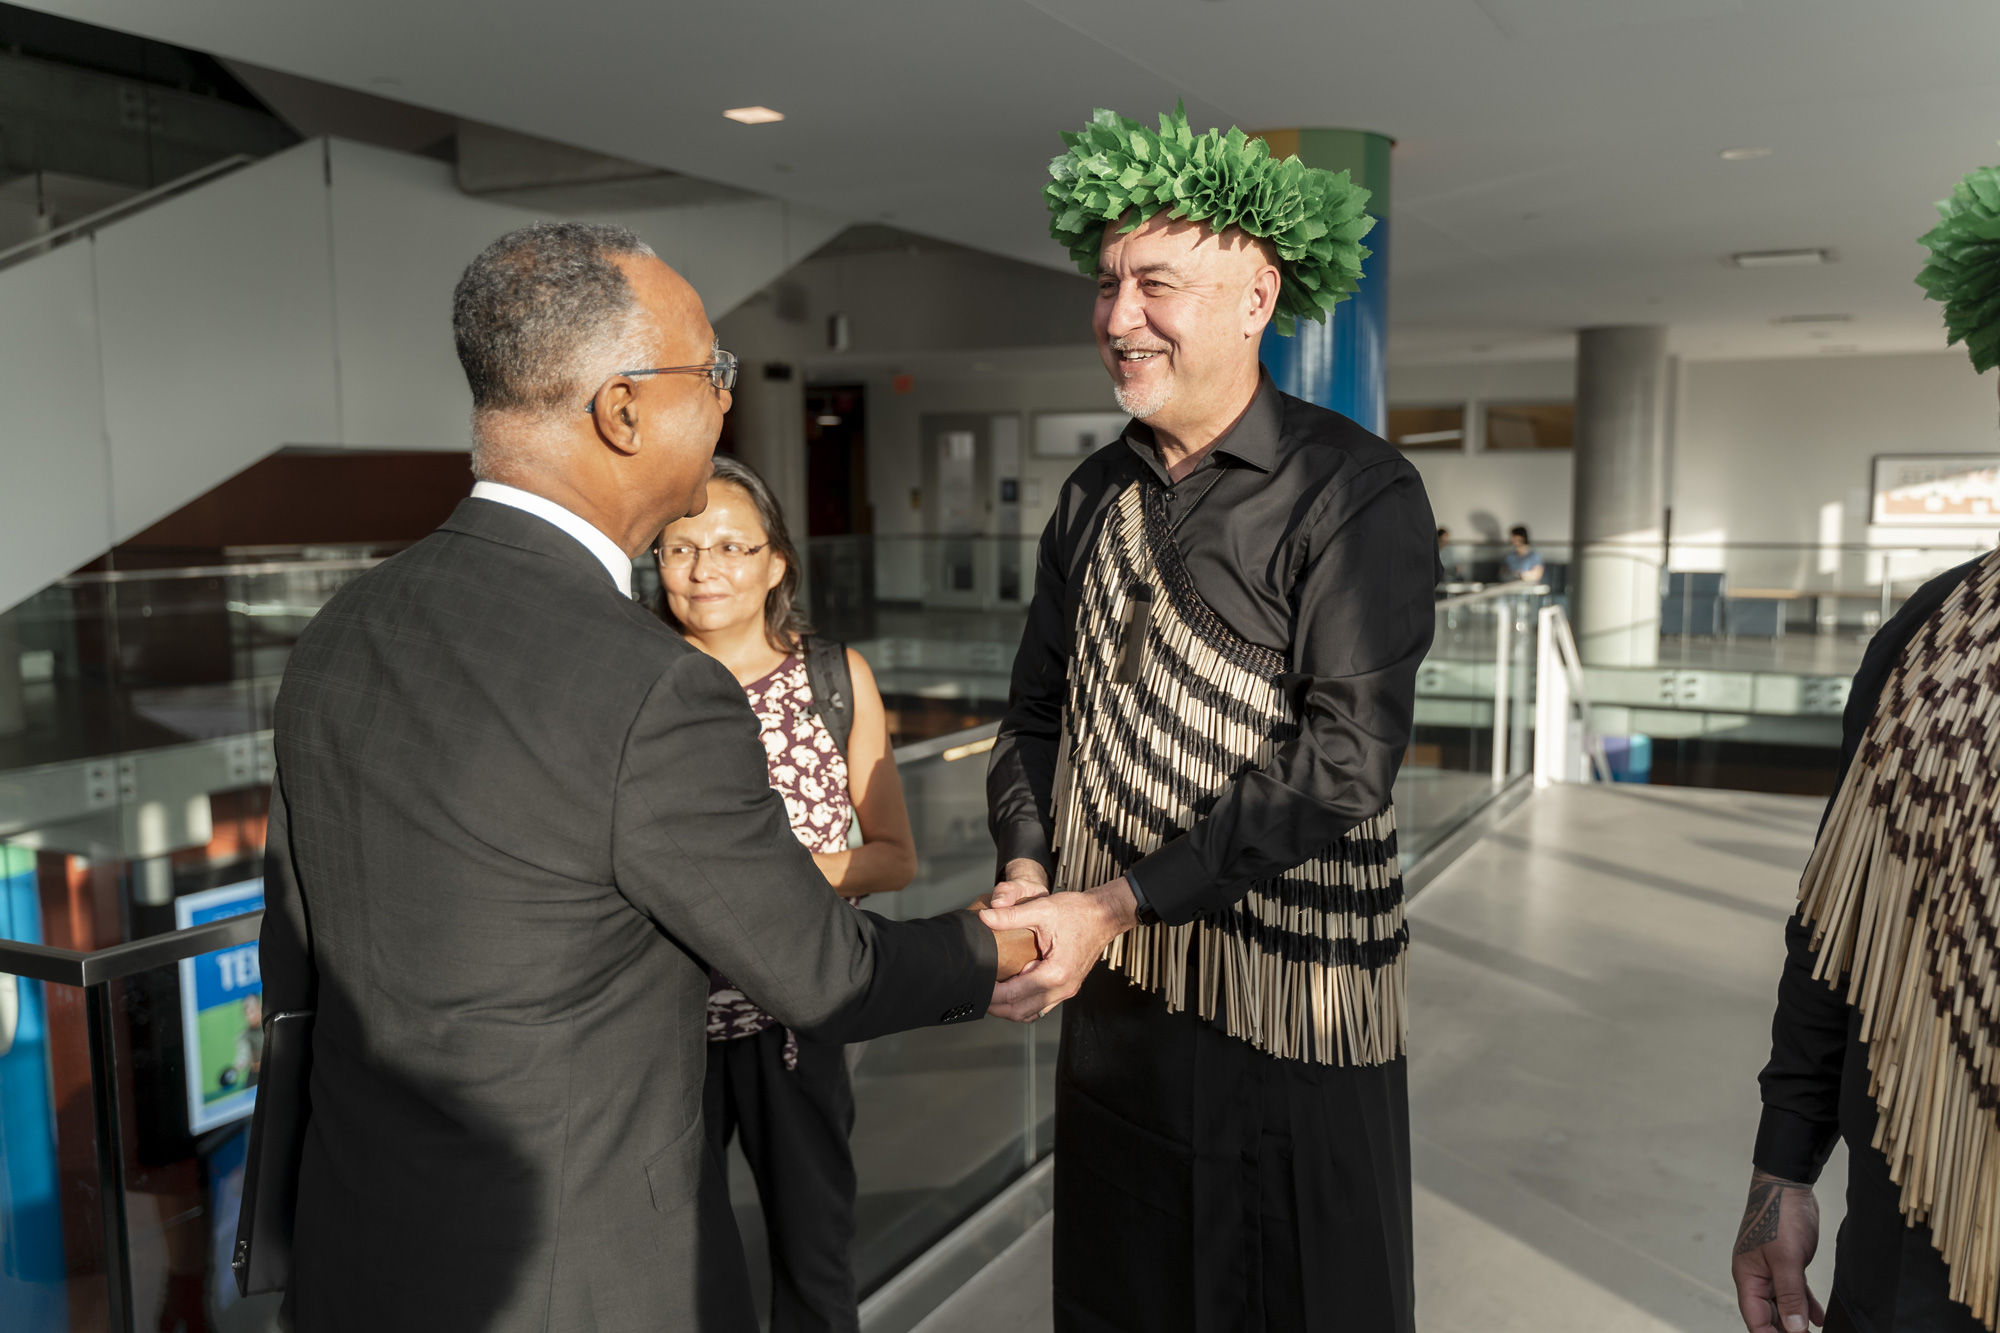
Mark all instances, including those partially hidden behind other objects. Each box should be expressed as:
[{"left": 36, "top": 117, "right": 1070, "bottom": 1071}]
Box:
[
  {"left": 0, "top": 845, "right": 68, "bottom": 1330},
  {"left": 1256, "top": 129, "right": 1391, "bottom": 437}
]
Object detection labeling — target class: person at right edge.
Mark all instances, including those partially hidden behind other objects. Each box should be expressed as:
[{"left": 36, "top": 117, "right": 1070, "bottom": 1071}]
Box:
[
  {"left": 980, "top": 105, "right": 1439, "bottom": 1332},
  {"left": 1732, "top": 156, "right": 2000, "bottom": 1333}
]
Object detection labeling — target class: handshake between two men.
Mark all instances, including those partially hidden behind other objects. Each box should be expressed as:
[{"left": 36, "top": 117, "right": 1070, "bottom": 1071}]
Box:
[{"left": 979, "top": 859, "right": 1142, "bottom": 1022}]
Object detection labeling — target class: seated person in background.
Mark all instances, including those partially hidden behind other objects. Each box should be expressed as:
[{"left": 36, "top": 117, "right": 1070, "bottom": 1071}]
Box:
[
  {"left": 1504, "top": 524, "right": 1545, "bottom": 583},
  {"left": 656, "top": 455, "right": 911, "bottom": 1333},
  {"left": 1437, "top": 526, "right": 1465, "bottom": 584}
]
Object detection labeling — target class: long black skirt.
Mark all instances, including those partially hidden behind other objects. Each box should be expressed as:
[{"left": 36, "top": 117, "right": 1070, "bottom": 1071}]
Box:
[{"left": 1052, "top": 961, "right": 1414, "bottom": 1333}]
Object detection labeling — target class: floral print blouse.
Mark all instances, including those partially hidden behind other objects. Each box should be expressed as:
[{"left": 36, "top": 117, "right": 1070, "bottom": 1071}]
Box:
[{"left": 706, "top": 655, "right": 855, "bottom": 1061}]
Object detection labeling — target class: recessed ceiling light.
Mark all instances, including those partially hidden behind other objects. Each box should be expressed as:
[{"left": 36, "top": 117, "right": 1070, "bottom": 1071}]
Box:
[
  {"left": 1730, "top": 248, "right": 1833, "bottom": 268},
  {"left": 1772, "top": 313, "right": 1852, "bottom": 324},
  {"left": 815, "top": 414, "right": 842, "bottom": 426},
  {"left": 724, "top": 106, "right": 785, "bottom": 125},
  {"left": 1720, "top": 147, "right": 1772, "bottom": 161}
]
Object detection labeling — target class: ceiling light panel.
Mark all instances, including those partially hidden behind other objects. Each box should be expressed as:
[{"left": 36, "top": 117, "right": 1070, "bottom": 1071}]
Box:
[
  {"left": 724, "top": 106, "right": 784, "bottom": 125},
  {"left": 1730, "top": 249, "right": 1833, "bottom": 268},
  {"left": 1720, "top": 147, "right": 1772, "bottom": 161}
]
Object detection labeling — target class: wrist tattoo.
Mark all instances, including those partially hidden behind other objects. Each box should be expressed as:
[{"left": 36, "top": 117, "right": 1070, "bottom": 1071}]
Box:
[{"left": 1733, "top": 1172, "right": 1810, "bottom": 1256}]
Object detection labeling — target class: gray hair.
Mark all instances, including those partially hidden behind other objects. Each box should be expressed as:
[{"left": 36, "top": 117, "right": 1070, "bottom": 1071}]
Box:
[{"left": 451, "top": 221, "right": 657, "bottom": 477}]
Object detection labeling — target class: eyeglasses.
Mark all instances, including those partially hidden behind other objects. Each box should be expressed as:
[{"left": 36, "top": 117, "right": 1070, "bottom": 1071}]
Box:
[
  {"left": 655, "top": 540, "right": 768, "bottom": 570},
  {"left": 584, "top": 349, "right": 739, "bottom": 412}
]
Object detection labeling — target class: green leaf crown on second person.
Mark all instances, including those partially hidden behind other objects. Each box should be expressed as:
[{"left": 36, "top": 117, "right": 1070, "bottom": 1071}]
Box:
[
  {"left": 1046, "top": 101, "right": 1375, "bottom": 338},
  {"left": 1917, "top": 153, "right": 2000, "bottom": 375}
]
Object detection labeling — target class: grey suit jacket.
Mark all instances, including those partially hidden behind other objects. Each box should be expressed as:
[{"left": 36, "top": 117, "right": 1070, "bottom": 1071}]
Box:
[{"left": 258, "top": 497, "right": 995, "bottom": 1331}]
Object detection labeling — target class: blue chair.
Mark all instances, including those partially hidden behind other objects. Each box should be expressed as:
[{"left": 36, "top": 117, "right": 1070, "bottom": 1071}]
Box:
[
  {"left": 1726, "top": 598, "right": 1784, "bottom": 638},
  {"left": 1662, "top": 572, "right": 1723, "bottom": 636}
]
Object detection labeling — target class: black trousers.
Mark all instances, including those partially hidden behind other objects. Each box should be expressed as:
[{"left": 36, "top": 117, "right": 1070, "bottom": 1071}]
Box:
[
  {"left": 704, "top": 1027, "right": 861, "bottom": 1333},
  {"left": 1052, "top": 962, "right": 1414, "bottom": 1333}
]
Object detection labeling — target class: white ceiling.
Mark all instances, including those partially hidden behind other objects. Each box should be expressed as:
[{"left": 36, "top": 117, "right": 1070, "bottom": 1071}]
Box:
[{"left": 21, "top": 0, "right": 2000, "bottom": 365}]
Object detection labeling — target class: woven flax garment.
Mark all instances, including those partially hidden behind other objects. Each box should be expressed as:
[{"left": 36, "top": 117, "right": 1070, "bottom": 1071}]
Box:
[
  {"left": 1049, "top": 481, "right": 1407, "bottom": 1066},
  {"left": 1799, "top": 547, "right": 2000, "bottom": 1326}
]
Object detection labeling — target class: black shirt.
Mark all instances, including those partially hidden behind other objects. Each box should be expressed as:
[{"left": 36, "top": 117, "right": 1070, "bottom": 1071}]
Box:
[{"left": 986, "top": 374, "right": 1439, "bottom": 925}]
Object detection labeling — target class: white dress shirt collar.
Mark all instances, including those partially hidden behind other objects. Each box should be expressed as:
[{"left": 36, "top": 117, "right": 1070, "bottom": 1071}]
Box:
[{"left": 469, "top": 481, "right": 634, "bottom": 598}]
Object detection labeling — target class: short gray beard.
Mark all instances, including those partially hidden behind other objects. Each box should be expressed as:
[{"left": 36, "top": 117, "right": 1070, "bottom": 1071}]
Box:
[
  {"left": 1109, "top": 339, "right": 1173, "bottom": 418},
  {"left": 1113, "top": 378, "right": 1172, "bottom": 419}
]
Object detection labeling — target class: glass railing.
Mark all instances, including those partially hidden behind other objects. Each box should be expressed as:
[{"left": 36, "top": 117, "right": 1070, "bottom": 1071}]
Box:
[
  {"left": 0, "top": 547, "right": 341, "bottom": 1331},
  {"left": 1438, "top": 536, "right": 1993, "bottom": 668},
  {"left": 0, "top": 541, "right": 1562, "bottom": 1331},
  {"left": 0, "top": 897, "right": 263, "bottom": 1331},
  {"left": 0, "top": 550, "right": 1057, "bottom": 1333},
  {"left": 835, "top": 728, "right": 1054, "bottom": 1311},
  {"left": 1404, "top": 584, "right": 1549, "bottom": 864},
  {"left": 1434, "top": 536, "right": 1997, "bottom": 787}
]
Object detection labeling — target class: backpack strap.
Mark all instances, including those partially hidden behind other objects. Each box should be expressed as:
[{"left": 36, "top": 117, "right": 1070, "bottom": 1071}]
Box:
[{"left": 801, "top": 635, "right": 854, "bottom": 753}]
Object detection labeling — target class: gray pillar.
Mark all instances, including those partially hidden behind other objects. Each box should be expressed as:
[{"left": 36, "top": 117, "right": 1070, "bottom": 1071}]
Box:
[
  {"left": 730, "top": 361, "right": 810, "bottom": 597},
  {"left": 1570, "top": 326, "right": 1668, "bottom": 667}
]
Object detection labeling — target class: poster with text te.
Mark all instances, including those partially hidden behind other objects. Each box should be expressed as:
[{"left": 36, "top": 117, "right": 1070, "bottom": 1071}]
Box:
[{"left": 174, "top": 880, "right": 264, "bottom": 1133}]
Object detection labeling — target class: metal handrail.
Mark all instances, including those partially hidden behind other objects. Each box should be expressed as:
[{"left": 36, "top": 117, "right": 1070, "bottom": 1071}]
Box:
[
  {"left": 0, "top": 155, "right": 255, "bottom": 271},
  {"left": 0, "top": 911, "right": 262, "bottom": 988},
  {"left": 891, "top": 720, "right": 999, "bottom": 766},
  {"left": 60, "top": 556, "right": 389, "bottom": 585},
  {"left": 1435, "top": 582, "right": 1548, "bottom": 610},
  {"left": 1447, "top": 539, "right": 1990, "bottom": 554}
]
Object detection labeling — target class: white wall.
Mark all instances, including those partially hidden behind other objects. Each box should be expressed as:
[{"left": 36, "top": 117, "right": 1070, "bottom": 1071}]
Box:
[
  {"left": 96, "top": 144, "right": 340, "bottom": 538},
  {"left": 1676, "top": 351, "right": 1999, "bottom": 549},
  {"left": 1388, "top": 359, "right": 1575, "bottom": 408},
  {"left": 1406, "top": 450, "right": 1574, "bottom": 547},
  {"left": 1389, "top": 358, "right": 1578, "bottom": 544},
  {"left": 856, "top": 358, "right": 1116, "bottom": 543},
  {"left": 0, "top": 244, "right": 112, "bottom": 591},
  {"left": 0, "top": 138, "right": 846, "bottom": 613},
  {"left": 1386, "top": 350, "right": 2000, "bottom": 557}
]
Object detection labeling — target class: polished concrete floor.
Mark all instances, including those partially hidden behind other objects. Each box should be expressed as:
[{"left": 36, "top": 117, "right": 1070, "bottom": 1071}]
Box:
[{"left": 916, "top": 782, "right": 1846, "bottom": 1332}]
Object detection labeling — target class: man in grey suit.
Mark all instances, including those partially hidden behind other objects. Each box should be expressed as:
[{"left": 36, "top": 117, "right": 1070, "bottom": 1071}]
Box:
[{"left": 258, "top": 222, "right": 1032, "bottom": 1331}]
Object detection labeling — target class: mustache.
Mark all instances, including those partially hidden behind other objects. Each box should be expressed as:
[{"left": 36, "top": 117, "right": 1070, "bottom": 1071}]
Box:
[{"left": 1107, "top": 336, "right": 1168, "bottom": 354}]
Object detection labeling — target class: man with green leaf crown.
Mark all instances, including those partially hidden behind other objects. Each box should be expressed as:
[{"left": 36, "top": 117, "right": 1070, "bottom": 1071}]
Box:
[
  {"left": 1732, "top": 156, "right": 2000, "bottom": 1333},
  {"left": 979, "top": 103, "right": 1438, "bottom": 1331}
]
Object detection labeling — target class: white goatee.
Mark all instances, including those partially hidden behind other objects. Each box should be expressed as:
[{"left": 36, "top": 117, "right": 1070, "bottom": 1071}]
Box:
[{"left": 1113, "top": 379, "right": 1173, "bottom": 419}]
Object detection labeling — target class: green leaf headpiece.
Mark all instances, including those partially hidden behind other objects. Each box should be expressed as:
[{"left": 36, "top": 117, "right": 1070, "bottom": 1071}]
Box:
[
  {"left": 1917, "top": 154, "right": 2000, "bottom": 374},
  {"left": 1045, "top": 101, "right": 1375, "bottom": 337}
]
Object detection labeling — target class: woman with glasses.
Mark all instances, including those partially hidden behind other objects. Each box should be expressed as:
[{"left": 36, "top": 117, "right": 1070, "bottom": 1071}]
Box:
[{"left": 654, "top": 455, "right": 914, "bottom": 1333}]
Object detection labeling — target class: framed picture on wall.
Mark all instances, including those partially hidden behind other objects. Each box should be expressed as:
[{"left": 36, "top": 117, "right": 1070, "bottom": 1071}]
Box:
[
  {"left": 1870, "top": 454, "right": 2000, "bottom": 526},
  {"left": 1034, "top": 411, "right": 1130, "bottom": 459}
]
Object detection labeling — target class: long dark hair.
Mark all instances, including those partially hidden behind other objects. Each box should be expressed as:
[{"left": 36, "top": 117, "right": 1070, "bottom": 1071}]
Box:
[{"left": 655, "top": 455, "right": 813, "bottom": 654}]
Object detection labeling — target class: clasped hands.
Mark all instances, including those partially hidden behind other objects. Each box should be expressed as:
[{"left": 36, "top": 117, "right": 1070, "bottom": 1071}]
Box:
[{"left": 978, "top": 858, "right": 1140, "bottom": 1021}]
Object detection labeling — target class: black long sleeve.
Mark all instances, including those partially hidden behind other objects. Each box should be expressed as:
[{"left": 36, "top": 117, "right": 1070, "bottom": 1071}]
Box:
[
  {"left": 987, "top": 377, "right": 1436, "bottom": 923},
  {"left": 1753, "top": 910, "right": 1848, "bottom": 1183}
]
